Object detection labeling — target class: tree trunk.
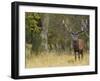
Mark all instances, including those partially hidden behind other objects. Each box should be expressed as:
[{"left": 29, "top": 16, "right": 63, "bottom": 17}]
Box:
[{"left": 41, "top": 14, "right": 49, "bottom": 52}]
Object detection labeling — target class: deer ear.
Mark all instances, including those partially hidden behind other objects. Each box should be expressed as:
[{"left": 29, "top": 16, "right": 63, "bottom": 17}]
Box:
[{"left": 71, "top": 32, "right": 74, "bottom": 35}]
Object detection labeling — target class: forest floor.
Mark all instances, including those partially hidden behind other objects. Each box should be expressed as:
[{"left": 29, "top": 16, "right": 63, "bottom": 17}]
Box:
[{"left": 25, "top": 51, "right": 89, "bottom": 68}]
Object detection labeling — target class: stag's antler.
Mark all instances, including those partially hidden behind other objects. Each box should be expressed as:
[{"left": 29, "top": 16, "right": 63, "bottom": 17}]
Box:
[{"left": 62, "top": 19, "right": 89, "bottom": 38}]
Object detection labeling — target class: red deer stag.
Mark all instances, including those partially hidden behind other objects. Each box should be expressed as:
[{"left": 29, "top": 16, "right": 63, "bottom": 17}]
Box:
[{"left": 62, "top": 19, "right": 88, "bottom": 60}]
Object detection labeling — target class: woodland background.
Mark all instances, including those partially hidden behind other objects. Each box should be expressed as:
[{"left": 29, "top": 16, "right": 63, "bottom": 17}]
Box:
[{"left": 25, "top": 12, "right": 89, "bottom": 68}]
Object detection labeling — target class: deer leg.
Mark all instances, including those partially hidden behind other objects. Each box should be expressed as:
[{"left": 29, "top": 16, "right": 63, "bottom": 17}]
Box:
[
  {"left": 81, "top": 50, "right": 83, "bottom": 59},
  {"left": 75, "top": 51, "right": 77, "bottom": 61},
  {"left": 78, "top": 51, "right": 81, "bottom": 61}
]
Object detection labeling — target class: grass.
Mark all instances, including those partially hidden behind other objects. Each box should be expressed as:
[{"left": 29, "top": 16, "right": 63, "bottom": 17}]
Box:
[{"left": 25, "top": 51, "right": 89, "bottom": 68}]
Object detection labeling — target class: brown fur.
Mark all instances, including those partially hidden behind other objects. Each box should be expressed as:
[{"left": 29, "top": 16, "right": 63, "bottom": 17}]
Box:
[{"left": 73, "top": 39, "right": 84, "bottom": 60}]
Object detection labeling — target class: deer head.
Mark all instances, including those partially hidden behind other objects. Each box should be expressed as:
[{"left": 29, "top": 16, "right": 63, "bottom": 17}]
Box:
[{"left": 62, "top": 19, "right": 85, "bottom": 41}]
